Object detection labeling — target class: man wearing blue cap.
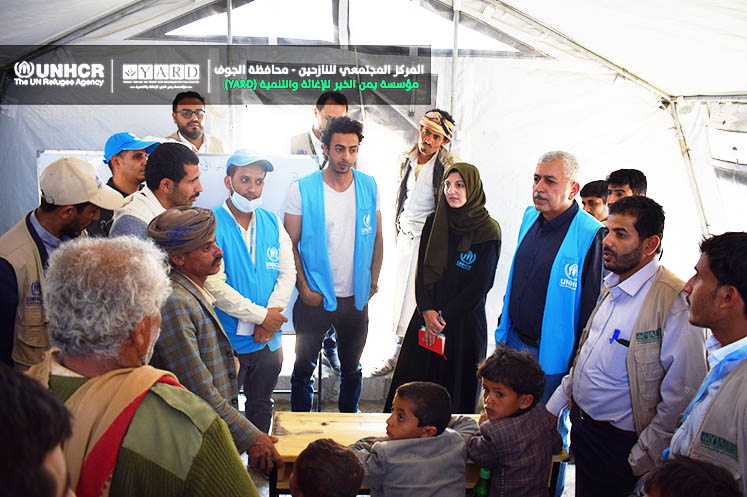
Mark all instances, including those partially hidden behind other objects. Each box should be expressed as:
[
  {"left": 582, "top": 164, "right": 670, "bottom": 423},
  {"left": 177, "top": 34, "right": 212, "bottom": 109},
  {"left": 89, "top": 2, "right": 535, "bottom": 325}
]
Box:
[
  {"left": 205, "top": 150, "right": 296, "bottom": 433},
  {"left": 89, "top": 132, "right": 159, "bottom": 236}
]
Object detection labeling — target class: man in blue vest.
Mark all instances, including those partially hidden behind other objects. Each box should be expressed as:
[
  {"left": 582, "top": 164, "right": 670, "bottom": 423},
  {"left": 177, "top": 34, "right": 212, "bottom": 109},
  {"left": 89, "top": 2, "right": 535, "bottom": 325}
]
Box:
[
  {"left": 205, "top": 150, "right": 296, "bottom": 434},
  {"left": 495, "top": 151, "right": 604, "bottom": 496},
  {"left": 285, "top": 116, "right": 383, "bottom": 413}
]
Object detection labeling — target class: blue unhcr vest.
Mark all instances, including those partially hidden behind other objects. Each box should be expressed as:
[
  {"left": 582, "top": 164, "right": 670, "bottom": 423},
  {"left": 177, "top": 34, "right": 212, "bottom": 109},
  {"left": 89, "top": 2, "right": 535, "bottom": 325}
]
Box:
[
  {"left": 213, "top": 206, "right": 281, "bottom": 354},
  {"left": 298, "top": 169, "right": 377, "bottom": 311},
  {"left": 495, "top": 206, "right": 602, "bottom": 375}
]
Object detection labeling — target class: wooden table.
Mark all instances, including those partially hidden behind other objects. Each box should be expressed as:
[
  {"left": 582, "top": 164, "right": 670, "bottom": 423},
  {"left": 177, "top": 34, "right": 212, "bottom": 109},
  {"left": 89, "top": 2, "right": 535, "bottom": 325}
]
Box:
[
  {"left": 269, "top": 412, "right": 567, "bottom": 497},
  {"left": 269, "top": 412, "right": 480, "bottom": 496}
]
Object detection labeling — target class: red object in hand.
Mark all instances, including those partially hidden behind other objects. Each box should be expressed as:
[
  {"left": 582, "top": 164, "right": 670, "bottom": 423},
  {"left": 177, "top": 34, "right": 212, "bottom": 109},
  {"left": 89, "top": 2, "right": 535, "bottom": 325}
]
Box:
[{"left": 418, "top": 326, "right": 447, "bottom": 359}]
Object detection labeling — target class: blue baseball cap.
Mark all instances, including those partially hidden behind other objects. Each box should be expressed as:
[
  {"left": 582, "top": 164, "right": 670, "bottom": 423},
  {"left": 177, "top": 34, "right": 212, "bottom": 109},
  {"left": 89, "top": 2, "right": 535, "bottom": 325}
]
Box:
[
  {"left": 225, "top": 149, "right": 274, "bottom": 174},
  {"left": 103, "top": 132, "right": 160, "bottom": 163}
]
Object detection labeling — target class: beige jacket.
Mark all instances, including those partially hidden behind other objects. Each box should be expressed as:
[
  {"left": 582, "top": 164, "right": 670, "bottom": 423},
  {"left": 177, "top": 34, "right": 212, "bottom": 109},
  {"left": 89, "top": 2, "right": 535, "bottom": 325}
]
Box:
[{"left": 0, "top": 214, "right": 49, "bottom": 367}]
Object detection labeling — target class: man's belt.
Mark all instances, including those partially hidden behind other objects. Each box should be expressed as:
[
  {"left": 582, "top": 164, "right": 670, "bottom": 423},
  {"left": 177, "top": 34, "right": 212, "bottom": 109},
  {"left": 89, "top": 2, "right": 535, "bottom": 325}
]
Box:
[{"left": 570, "top": 401, "right": 637, "bottom": 440}]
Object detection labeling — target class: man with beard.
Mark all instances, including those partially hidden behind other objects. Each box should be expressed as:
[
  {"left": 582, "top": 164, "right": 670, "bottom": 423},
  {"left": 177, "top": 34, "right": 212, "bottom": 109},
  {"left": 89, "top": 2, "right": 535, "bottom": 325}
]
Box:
[
  {"left": 0, "top": 157, "right": 123, "bottom": 368},
  {"left": 289, "top": 91, "right": 349, "bottom": 373},
  {"left": 285, "top": 116, "right": 383, "bottom": 413},
  {"left": 110, "top": 142, "right": 203, "bottom": 238},
  {"left": 25, "top": 236, "right": 259, "bottom": 497},
  {"left": 148, "top": 207, "right": 280, "bottom": 474},
  {"left": 88, "top": 132, "right": 160, "bottom": 236},
  {"left": 546, "top": 195, "right": 707, "bottom": 497},
  {"left": 206, "top": 150, "right": 295, "bottom": 434},
  {"left": 667, "top": 232, "right": 747, "bottom": 495},
  {"left": 167, "top": 91, "right": 224, "bottom": 153}
]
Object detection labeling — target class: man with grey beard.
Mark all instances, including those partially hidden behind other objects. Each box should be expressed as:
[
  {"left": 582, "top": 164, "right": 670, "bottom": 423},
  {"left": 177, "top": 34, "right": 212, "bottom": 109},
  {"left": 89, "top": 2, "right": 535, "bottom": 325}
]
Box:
[{"left": 26, "top": 236, "right": 258, "bottom": 497}]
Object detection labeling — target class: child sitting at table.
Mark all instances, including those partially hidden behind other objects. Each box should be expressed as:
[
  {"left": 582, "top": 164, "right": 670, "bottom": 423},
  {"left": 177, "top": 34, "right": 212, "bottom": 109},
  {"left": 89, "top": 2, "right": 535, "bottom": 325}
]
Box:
[
  {"left": 289, "top": 438, "right": 364, "bottom": 497},
  {"left": 466, "top": 345, "right": 562, "bottom": 497},
  {"left": 349, "top": 381, "right": 478, "bottom": 497}
]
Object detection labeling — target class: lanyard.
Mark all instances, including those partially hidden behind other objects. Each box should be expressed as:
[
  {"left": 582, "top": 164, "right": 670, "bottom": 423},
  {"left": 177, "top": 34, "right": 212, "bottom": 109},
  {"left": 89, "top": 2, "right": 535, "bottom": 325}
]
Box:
[{"left": 679, "top": 343, "right": 747, "bottom": 425}]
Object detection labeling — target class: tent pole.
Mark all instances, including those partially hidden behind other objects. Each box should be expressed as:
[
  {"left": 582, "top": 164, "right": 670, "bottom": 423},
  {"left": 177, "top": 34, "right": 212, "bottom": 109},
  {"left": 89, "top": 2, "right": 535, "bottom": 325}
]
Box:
[
  {"left": 450, "top": 1, "right": 460, "bottom": 114},
  {"left": 670, "top": 102, "right": 711, "bottom": 236},
  {"left": 227, "top": 0, "right": 236, "bottom": 151}
]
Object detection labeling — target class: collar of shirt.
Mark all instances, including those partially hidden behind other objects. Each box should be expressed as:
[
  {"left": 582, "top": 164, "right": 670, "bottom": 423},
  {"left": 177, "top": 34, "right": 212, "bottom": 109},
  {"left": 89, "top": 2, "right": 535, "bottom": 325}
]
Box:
[
  {"left": 107, "top": 176, "right": 141, "bottom": 197},
  {"left": 180, "top": 272, "right": 217, "bottom": 307},
  {"left": 30, "top": 210, "right": 68, "bottom": 253},
  {"left": 537, "top": 201, "right": 579, "bottom": 232},
  {"left": 309, "top": 128, "right": 325, "bottom": 158},
  {"left": 708, "top": 334, "right": 747, "bottom": 369},
  {"left": 604, "top": 258, "right": 659, "bottom": 299},
  {"left": 176, "top": 131, "right": 206, "bottom": 153}
]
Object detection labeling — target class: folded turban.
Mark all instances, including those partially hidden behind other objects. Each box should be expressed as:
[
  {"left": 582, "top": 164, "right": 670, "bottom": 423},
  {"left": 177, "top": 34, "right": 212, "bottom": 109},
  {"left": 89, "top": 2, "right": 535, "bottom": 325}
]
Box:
[
  {"left": 419, "top": 110, "right": 455, "bottom": 140},
  {"left": 148, "top": 206, "right": 216, "bottom": 256}
]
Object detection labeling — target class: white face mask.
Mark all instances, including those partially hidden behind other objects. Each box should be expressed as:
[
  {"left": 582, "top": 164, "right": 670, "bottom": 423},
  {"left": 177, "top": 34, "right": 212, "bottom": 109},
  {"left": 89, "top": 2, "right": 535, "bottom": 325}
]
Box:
[{"left": 229, "top": 178, "right": 262, "bottom": 213}]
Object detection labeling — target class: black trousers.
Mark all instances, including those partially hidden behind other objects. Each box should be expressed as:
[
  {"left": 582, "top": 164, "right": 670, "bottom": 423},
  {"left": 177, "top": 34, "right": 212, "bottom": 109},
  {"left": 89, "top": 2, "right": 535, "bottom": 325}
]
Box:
[{"left": 570, "top": 404, "right": 640, "bottom": 497}]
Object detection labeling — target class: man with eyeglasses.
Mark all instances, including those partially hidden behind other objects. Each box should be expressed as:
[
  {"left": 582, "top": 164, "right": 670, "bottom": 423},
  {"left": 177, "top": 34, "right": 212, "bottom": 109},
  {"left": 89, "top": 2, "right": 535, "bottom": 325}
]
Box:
[
  {"left": 88, "top": 132, "right": 160, "bottom": 236},
  {"left": 372, "top": 109, "right": 459, "bottom": 376},
  {"left": 167, "top": 91, "right": 224, "bottom": 153}
]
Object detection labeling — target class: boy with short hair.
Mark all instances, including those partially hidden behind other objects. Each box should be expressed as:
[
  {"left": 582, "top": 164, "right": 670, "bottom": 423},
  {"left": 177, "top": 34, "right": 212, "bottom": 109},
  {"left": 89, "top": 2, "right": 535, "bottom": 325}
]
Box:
[
  {"left": 289, "top": 438, "right": 364, "bottom": 497},
  {"left": 467, "top": 345, "right": 562, "bottom": 497},
  {"left": 643, "top": 456, "right": 742, "bottom": 497},
  {"left": 350, "top": 381, "right": 478, "bottom": 497}
]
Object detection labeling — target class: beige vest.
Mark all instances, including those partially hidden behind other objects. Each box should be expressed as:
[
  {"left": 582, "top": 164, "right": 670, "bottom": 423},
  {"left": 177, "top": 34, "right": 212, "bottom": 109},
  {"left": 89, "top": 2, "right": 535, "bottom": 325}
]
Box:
[
  {"left": 574, "top": 266, "right": 684, "bottom": 433},
  {"left": 166, "top": 131, "right": 224, "bottom": 153},
  {"left": 685, "top": 358, "right": 747, "bottom": 489},
  {"left": 0, "top": 214, "right": 49, "bottom": 367}
]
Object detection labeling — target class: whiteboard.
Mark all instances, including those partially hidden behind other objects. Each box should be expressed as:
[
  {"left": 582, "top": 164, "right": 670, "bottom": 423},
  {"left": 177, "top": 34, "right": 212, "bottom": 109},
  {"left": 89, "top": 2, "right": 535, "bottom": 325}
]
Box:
[{"left": 37, "top": 150, "right": 319, "bottom": 332}]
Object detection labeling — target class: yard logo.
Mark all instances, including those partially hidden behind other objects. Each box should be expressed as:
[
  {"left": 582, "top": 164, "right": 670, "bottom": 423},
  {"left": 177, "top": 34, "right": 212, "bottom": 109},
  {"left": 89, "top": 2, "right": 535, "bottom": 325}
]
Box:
[
  {"left": 456, "top": 250, "right": 477, "bottom": 270},
  {"left": 122, "top": 64, "right": 200, "bottom": 81},
  {"left": 265, "top": 246, "right": 280, "bottom": 271},
  {"left": 14, "top": 61, "right": 34, "bottom": 79},
  {"left": 560, "top": 263, "right": 578, "bottom": 290},
  {"left": 360, "top": 214, "right": 373, "bottom": 235},
  {"left": 700, "top": 432, "right": 738, "bottom": 460}
]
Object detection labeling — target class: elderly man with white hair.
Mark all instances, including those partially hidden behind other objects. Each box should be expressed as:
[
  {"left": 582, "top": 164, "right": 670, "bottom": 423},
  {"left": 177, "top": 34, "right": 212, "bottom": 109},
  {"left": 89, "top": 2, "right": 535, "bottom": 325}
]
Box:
[
  {"left": 494, "top": 151, "right": 605, "bottom": 496},
  {"left": 26, "top": 236, "right": 258, "bottom": 497}
]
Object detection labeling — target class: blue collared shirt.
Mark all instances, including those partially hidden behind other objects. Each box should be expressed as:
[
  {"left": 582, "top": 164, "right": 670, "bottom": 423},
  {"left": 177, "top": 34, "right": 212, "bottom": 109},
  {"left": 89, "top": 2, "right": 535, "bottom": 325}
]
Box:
[{"left": 29, "top": 211, "right": 69, "bottom": 257}]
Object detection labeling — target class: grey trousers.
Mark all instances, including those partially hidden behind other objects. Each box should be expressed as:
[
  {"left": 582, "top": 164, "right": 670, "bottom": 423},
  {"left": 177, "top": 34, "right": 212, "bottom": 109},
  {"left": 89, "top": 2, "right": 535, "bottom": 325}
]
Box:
[{"left": 238, "top": 345, "right": 283, "bottom": 433}]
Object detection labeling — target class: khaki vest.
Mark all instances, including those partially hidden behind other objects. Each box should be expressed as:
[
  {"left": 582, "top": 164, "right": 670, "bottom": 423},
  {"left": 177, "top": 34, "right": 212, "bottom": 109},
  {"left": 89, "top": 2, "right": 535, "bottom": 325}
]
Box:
[
  {"left": 574, "top": 266, "right": 684, "bottom": 434},
  {"left": 0, "top": 214, "right": 49, "bottom": 367},
  {"left": 686, "top": 359, "right": 747, "bottom": 489}
]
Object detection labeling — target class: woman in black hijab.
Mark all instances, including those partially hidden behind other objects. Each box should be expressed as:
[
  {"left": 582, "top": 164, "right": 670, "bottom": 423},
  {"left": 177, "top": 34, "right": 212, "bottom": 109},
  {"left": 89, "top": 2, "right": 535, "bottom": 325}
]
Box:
[{"left": 385, "top": 163, "right": 501, "bottom": 414}]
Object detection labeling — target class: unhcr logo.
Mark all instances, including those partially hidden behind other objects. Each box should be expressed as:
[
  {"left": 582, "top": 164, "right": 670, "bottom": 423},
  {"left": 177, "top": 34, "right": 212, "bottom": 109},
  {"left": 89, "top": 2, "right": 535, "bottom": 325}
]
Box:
[
  {"left": 360, "top": 214, "right": 373, "bottom": 235},
  {"left": 12, "top": 60, "right": 105, "bottom": 88},
  {"left": 560, "top": 263, "right": 578, "bottom": 290},
  {"left": 456, "top": 250, "right": 477, "bottom": 270},
  {"left": 265, "top": 246, "right": 280, "bottom": 271}
]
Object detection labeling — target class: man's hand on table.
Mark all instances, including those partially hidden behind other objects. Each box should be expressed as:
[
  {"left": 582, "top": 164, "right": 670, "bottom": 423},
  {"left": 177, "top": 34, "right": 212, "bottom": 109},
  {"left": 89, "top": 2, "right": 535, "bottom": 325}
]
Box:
[{"left": 249, "top": 432, "right": 280, "bottom": 473}]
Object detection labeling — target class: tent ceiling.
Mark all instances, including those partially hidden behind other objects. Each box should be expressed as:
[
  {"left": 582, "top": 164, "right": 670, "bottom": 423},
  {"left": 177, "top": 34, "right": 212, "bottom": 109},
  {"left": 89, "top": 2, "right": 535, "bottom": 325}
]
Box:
[{"left": 1, "top": 0, "right": 746, "bottom": 98}]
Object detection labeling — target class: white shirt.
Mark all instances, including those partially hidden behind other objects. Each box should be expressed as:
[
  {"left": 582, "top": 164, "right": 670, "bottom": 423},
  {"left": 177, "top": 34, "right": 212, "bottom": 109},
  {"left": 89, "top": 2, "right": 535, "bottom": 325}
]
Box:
[
  {"left": 205, "top": 202, "right": 295, "bottom": 326},
  {"left": 173, "top": 131, "right": 223, "bottom": 153},
  {"left": 285, "top": 179, "right": 380, "bottom": 297},
  {"left": 547, "top": 259, "right": 706, "bottom": 432},
  {"left": 398, "top": 150, "right": 437, "bottom": 236},
  {"left": 669, "top": 334, "right": 747, "bottom": 456}
]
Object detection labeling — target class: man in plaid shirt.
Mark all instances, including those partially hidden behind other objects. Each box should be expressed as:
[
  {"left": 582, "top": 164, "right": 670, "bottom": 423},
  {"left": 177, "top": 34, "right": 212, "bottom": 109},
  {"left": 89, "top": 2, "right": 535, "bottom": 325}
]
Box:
[{"left": 148, "top": 206, "right": 279, "bottom": 473}]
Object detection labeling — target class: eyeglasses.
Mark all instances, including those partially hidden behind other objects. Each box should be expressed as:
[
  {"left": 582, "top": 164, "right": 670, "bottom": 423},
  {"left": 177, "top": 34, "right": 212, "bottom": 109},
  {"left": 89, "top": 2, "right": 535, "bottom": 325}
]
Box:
[{"left": 177, "top": 109, "right": 205, "bottom": 119}]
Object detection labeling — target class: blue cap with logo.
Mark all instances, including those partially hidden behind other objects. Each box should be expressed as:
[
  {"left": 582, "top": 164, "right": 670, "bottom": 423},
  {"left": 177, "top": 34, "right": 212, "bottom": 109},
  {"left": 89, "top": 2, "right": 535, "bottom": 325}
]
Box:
[
  {"left": 103, "top": 132, "right": 160, "bottom": 163},
  {"left": 225, "top": 149, "right": 274, "bottom": 174}
]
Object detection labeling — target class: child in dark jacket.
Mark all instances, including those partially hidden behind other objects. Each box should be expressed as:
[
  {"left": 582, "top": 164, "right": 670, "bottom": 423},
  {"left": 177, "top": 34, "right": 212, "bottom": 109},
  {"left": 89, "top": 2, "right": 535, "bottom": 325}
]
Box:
[{"left": 467, "top": 345, "right": 562, "bottom": 497}]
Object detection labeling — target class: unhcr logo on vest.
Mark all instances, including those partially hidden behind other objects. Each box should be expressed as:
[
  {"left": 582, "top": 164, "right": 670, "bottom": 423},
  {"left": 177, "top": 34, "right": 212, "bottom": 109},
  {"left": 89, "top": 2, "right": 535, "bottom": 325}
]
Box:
[
  {"left": 360, "top": 214, "right": 373, "bottom": 235},
  {"left": 456, "top": 250, "right": 477, "bottom": 271},
  {"left": 265, "top": 246, "right": 280, "bottom": 271},
  {"left": 560, "top": 263, "right": 578, "bottom": 290}
]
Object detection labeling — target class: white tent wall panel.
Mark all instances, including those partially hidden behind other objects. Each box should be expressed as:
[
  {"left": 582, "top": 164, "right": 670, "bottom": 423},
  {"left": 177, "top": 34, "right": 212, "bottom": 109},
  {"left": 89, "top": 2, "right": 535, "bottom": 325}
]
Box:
[{"left": 439, "top": 55, "right": 706, "bottom": 334}]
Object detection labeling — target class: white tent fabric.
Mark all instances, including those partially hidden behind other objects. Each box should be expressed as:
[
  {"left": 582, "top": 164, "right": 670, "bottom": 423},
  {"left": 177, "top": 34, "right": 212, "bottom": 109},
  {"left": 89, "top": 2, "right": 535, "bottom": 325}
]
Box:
[{"left": 1, "top": 0, "right": 745, "bottom": 337}]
